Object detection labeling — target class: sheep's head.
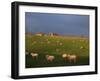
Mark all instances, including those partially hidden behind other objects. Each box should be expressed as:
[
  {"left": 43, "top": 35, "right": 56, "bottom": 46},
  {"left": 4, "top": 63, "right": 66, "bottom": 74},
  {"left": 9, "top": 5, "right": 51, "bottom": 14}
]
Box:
[{"left": 62, "top": 54, "right": 67, "bottom": 58}]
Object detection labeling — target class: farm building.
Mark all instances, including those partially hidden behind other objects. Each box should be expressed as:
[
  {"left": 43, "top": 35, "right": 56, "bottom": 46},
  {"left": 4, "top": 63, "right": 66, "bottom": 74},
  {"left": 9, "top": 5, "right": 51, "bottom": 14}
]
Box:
[
  {"left": 49, "top": 33, "right": 59, "bottom": 37},
  {"left": 35, "top": 32, "right": 45, "bottom": 36}
]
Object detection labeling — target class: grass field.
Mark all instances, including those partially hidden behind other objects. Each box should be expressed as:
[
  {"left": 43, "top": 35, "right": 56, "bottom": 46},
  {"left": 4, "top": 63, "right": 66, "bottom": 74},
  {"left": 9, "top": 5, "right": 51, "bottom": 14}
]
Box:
[{"left": 25, "top": 34, "right": 89, "bottom": 68}]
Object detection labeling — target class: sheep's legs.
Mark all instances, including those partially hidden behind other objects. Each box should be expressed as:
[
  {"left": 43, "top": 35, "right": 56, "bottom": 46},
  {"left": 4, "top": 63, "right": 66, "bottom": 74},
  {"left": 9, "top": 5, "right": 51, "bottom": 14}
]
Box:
[
  {"left": 32, "top": 56, "right": 37, "bottom": 60},
  {"left": 69, "top": 59, "right": 76, "bottom": 63},
  {"left": 74, "top": 59, "right": 76, "bottom": 63},
  {"left": 69, "top": 59, "right": 72, "bottom": 63}
]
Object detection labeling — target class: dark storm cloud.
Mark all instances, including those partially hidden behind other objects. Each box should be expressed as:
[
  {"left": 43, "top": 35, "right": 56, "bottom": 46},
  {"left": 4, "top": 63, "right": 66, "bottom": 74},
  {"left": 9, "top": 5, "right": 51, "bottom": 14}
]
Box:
[{"left": 25, "top": 12, "right": 89, "bottom": 36}]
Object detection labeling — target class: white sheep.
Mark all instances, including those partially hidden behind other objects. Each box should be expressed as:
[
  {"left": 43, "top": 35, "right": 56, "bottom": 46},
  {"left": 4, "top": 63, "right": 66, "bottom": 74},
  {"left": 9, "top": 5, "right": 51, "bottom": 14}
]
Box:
[
  {"left": 31, "top": 53, "right": 38, "bottom": 59},
  {"left": 67, "top": 54, "right": 77, "bottom": 63},
  {"left": 46, "top": 55, "right": 55, "bottom": 62},
  {"left": 62, "top": 54, "right": 77, "bottom": 63}
]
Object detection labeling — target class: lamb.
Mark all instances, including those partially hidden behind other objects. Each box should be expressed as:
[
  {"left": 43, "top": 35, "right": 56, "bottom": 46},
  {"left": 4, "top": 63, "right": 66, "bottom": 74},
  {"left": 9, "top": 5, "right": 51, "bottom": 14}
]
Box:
[
  {"left": 46, "top": 55, "right": 55, "bottom": 62},
  {"left": 31, "top": 53, "right": 38, "bottom": 59}
]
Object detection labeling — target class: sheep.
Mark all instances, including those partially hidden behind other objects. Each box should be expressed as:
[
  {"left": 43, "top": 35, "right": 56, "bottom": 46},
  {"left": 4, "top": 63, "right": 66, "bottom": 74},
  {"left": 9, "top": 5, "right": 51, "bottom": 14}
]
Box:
[
  {"left": 31, "top": 53, "right": 38, "bottom": 59},
  {"left": 62, "top": 54, "right": 77, "bottom": 63},
  {"left": 46, "top": 55, "right": 55, "bottom": 62},
  {"left": 67, "top": 54, "right": 77, "bottom": 63}
]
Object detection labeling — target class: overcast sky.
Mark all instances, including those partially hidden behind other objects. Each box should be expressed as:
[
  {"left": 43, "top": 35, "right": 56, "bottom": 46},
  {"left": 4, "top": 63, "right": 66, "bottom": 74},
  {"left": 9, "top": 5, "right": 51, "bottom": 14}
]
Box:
[{"left": 25, "top": 12, "right": 89, "bottom": 36}]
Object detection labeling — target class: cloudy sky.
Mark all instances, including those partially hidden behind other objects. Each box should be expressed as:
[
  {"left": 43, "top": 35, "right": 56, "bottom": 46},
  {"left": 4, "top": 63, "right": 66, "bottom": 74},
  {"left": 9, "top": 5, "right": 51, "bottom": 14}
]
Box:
[{"left": 25, "top": 12, "right": 89, "bottom": 36}]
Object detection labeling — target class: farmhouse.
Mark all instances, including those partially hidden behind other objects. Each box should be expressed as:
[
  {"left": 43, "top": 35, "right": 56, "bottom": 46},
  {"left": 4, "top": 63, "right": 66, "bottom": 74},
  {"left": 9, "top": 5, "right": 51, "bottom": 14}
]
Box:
[
  {"left": 49, "top": 33, "right": 59, "bottom": 37},
  {"left": 35, "top": 32, "right": 45, "bottom": 36}
]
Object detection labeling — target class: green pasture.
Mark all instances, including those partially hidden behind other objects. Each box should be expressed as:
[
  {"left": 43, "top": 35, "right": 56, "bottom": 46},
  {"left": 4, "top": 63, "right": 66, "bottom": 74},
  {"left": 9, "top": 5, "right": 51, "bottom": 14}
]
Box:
[{"left": 25, "top": 34, "right": 89, "bottom": 68}]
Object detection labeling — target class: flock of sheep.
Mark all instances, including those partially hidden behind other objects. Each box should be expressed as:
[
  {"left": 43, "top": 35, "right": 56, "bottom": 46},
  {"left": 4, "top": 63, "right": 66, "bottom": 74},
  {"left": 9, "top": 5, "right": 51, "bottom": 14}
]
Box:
[
  {"left": 26, "top": 52, "right": 77, "bottom": 63},
  {"left": 26, "top": 38, "right": 87, "bottom": 64}
]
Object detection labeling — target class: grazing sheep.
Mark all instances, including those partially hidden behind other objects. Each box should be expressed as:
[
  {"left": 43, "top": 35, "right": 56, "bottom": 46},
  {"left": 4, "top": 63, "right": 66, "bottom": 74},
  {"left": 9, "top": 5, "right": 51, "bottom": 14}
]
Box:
[
  {"left": 46, "top": 55, "right": 55, "bottom": 62},
  {"left": 62, "top": 54, "right": 77, "bottom": 63},
  {"left": 31, "top": 53, "right": 38, "bottom": 59},
  {"left": 67, "top": 54, "right": 77, "bottom": 63}
]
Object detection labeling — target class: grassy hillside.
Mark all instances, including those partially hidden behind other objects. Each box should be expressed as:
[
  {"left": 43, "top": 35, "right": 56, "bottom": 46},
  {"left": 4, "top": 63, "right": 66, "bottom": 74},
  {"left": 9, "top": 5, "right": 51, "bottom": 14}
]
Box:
[{"left": 25, "top": 34, "right": 89, "bottom": 68}]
